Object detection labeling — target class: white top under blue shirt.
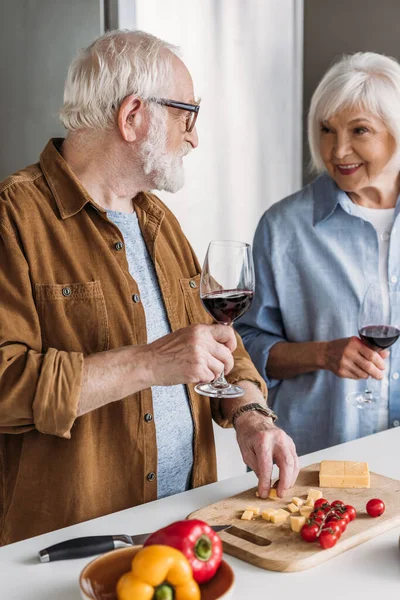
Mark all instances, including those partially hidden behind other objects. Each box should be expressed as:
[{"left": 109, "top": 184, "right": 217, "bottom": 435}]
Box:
[
  {"left": 107, "top": 209, "right": 194, "bottom": 499},
  {"left": 236, "top": 172, "right": 400, "bottom": 456}
]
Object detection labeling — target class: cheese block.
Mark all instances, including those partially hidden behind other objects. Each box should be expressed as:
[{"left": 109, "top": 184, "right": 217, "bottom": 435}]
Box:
[
  {"left": 241, "top": 510, "right": 254, "bottom": 521},
  {"left": 286, "top": 502, "right": 299, "bottom": 513},
  {"left": 261, "top": 508, "right": 277, "bottom": 522},
  {"left": 319, "top": 460, "right": 370, "bottom": 488},
  {"left": 291, "top": 497, "right": 304, "bottom": 508},
  {"left": 306, "top": 488, "right": 323, "bottom": 502},
  {"left": 305, "top": 499, "right": 315, "bottom": 508},
  {"left": 245, "top": 506, "right": 260, "bottom": 515},
  {"left": 299, "top": 506, "right": 314, "bottom": 518},
  {"left": 268, "top": 488, "right": 278, "bottom": 499},
  {"left": 290, "top": 515, "right": 306, "bottom": 532},
  {"left": 270, "top": 509, "right": 290, "bottom": 524}
]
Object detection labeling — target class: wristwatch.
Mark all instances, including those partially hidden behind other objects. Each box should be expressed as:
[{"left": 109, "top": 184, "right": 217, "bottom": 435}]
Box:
[{"left": 232, "top": 403, "right": 278, "bottom": 429}]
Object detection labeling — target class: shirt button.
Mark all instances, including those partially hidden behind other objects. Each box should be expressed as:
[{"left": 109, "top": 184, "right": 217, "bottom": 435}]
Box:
[
  {"left": 189, "top": 280, "right": 197, "bottom": 289},
  {"left": 393, "top": 372, "right": 399, "bottom": 380},
  {"left": 393, "top": 420, "right": 400, "bottom": 427},
  {"left": 381, "top": 231, "right": 390, "bottom": 241},
  {"left": 147, "top": 472, "right": 156, "bottom": 482},
  {"left": 144, "top": 413, "right": 153, "bottom": 422},
  {"left": 114, "top": 241, "right": 124, "bottom": 251},
  {"left": 62, "top": 287, "right": 72, "bottom": 297},
  {"left": 132, "top": 294, "right": 141, "bottom": 303},
  {"left": 391, "top": 276, "right": 398, "bottom": 284}
]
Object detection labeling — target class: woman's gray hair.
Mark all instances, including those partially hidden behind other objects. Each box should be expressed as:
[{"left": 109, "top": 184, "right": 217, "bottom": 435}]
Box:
[
  {"left": 308, "top": 52, "right": 400, "bottom": 172},
  {"left": 60, "top": 29, "right": 179, "bottom": 131}
]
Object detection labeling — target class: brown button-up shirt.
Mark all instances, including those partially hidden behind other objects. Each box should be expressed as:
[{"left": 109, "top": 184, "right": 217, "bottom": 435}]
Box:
[{"left": 0, "top": 139, "right": 266, "bottom": 545}]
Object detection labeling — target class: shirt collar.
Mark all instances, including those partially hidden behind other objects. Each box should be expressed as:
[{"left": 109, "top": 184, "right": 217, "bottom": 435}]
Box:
[
  {"left": 39, "top": 138, "right": 165, "bottom": 224},
  {"left": 40, "top": 138, "right": 94, "bottom": 219},
  {"left": 312, "top": 171, "right": 353, "bottom": 226}
]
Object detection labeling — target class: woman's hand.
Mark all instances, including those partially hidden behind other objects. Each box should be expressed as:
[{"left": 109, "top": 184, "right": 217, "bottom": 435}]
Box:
[{"left": 324, "top": 336, "right": 389, "bottom": 380}]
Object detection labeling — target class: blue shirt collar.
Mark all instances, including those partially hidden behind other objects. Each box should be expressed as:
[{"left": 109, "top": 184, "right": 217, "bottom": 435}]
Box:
[
  {"left": 312, "top": 172, "right": 352, "bottom": 226},
  {"left": 312, "top": 171, "right": 400, "bottom": 225}
]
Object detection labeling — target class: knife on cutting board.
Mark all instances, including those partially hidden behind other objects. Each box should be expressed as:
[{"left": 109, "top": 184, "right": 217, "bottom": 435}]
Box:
[{"left": 38, "top": 524, "right": 230, "bottom": 563}]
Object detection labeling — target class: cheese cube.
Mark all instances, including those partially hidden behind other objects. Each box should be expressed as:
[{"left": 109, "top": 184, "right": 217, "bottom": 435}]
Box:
[
  {"left": 319, "top": 460, "right": 370, "bottom": 488},
  {"left": 307, "top": 488, "right": 323, "bottom": 502},
  {"left": 268, "top": 488, "right": 278, "bottom": 499},
  {"left": 286, "top": 503, "right": 299, "bottom": 513},
  {"left": 241, "top": 510, "right": 254, "bottom": 521},
  {"left": 299, "top": 506, "right": 314, "bottom": 518},
  {"left": 270, "top": 509, "right": 290, "bottom": 524},
  {"left": 245, "top": 506, "right": 260, "bottom": 515},
  {"left": 255, "top": 491, "right": 260, "bottom": 498},
  {"left": 305, "top": 499, "right": 315, "bottom": 508},
  {"left": 291, "top": 497, "right": 304, "bottom": 507},
  {"left": 261, "top": 508, "right": 277, "bottom": 521},
  {"left": 290, "top": 515, "right": 306, "bottom": 532}
]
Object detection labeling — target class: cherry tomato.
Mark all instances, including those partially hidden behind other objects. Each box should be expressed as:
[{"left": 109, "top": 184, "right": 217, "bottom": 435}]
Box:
[
  {"left": 322, "top": 522, "right": 341, "bottom": 538},
  {"left": 366, "top": 498, "right": 385, "bottom": 518},
  {"left": 341, "top": 512, "right": 351, "bottom": 525},
  {"left": 301, "top": 523, "right": 319, "bottom": 543},
  {"left": 326, "top": 516, "right": 347, "bottom": 533},
  {"left": 331, "top": 500, "right": 345, "bottom": 508},
  {"left": 319, "top": 530, "right": 338, "bottom": 549},
  {"left": 344, "top": 505, "right": 357, "bottom": 521},
  {"left": 314, "top": 498, "right": 330, "bottom": 511},
  {"left": 309, "top": 511, "right": 324, "bottom": 525}
]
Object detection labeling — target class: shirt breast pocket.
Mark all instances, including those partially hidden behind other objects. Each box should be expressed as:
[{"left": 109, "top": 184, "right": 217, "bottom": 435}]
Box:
[
  {"left": 35, "top": 281, "right": 109, "bottom": 355},
  {"left": 179, "top": 274, "right": 213, "bottom": 326}
]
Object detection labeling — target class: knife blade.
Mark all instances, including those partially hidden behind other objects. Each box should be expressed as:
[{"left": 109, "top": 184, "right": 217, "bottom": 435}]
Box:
[{"left": 38, "top": 524, "right": 230, "bottom": 563}]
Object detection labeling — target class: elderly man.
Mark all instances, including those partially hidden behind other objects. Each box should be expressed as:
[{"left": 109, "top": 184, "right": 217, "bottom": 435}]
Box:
[{"left": 0, "top": 30, "right": 299, "bottom": 545}]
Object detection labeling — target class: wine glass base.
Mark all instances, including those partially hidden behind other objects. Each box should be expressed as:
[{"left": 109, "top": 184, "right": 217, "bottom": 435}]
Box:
[
  {"left": 346, "top": 391, "right": 379, "bottom": 409},
  {"left": 194, "top": 382, "right": 245, "bottom": 398}
]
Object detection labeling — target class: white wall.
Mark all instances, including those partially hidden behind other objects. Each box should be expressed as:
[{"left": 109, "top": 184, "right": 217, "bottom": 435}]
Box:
[{"left": 119, "top": 0, "right": 303, "bottom": 480}]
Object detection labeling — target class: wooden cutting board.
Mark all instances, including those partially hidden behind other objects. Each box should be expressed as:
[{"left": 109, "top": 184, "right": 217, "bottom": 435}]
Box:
[{"left": 187, "top": 463, "right": 400, "bottom": 572}]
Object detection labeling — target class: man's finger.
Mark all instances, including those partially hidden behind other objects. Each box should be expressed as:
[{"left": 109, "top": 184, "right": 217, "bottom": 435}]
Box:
[
  {"left": 254, "top": 447, "right": 273, "bottom": 499},
  {"left": 209, "top": 324, "right": 237, "bottom": 352},
  {"left": 275, "top": 450, "right": 297, "bottom": 496}
]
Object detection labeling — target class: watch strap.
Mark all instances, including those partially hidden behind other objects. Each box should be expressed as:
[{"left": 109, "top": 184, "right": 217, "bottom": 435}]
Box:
[{"left": 232, "top": 402, "right": 278, "bottom": 429}]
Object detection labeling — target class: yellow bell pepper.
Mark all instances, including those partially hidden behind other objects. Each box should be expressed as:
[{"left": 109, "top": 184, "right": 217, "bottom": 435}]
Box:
[{"left": 116, "top": 545, "right": 201, "bottom": 600}]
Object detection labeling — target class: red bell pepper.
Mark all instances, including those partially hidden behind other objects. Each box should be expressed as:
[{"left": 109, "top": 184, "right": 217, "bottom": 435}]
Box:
[{"left": 144, "top": 519, "right": 223, "bottom": 584}]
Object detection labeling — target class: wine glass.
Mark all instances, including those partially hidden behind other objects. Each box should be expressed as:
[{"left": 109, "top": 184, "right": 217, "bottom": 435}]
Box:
[
  {"left": 194, "top": 240, "right": 255, "bottom": 398},
  {"left": 346, "top": 282, "right": 400, "bottom": 409}
]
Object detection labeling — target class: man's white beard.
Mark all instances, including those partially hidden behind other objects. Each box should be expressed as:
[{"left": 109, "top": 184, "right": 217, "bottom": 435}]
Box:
[{"left": 139, "top": 109, "right": 191, "bottom": 193}]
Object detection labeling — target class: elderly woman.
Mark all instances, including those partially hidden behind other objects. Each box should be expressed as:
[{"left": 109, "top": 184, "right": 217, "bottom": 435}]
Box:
[{"left": 236, "top": 52, "right": 400, "bottom": 456}]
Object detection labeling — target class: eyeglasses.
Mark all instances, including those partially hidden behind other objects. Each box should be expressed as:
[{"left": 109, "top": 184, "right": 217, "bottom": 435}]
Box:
[{"left": 148, "top": 98, "right": 200, "bottom": 132}]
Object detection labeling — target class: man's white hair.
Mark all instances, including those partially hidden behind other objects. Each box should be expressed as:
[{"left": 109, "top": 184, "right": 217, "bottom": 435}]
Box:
[
  {"left": 60, "top": 29, "right": 179, "bottom": 131},
  {"left": 308, "top": 52, "right": 400, "bottom": 172}
]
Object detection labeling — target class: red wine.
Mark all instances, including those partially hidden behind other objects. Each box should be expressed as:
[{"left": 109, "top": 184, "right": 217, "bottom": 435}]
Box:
[
  {"left": 359, "top": 325, "right": 400, "bottom": 350},
  {"left": 202, "top": 289, "right": 254, "bottom": 325}
]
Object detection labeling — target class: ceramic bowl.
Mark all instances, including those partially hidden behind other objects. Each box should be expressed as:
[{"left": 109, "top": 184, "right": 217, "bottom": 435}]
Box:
[{"left": 79, "top": 546, "right": 235, "bottom": 600}]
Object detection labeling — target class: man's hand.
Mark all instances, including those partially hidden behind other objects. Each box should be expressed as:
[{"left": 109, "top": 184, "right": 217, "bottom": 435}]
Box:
[
  {"left": 324, "top": 337, "right": 389, "bottom": 380},
  {"left": 235, "top": 410, "right": 300, "bottom": 498},
  {"left": 145, "top": 324, "right": 237, "bottom": 387}
]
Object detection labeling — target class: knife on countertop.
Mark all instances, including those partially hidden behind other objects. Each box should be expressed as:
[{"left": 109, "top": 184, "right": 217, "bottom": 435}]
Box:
[{"left": 38, "top": 524, "right": 231, "bottom": 563}]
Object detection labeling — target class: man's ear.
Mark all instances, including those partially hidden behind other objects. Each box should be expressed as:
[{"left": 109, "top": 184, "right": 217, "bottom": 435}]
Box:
[{"left": 117, "top": 94, "right": 144, "bottom": 142}]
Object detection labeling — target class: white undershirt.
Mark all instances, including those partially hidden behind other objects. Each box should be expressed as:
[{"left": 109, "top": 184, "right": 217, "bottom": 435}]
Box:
[{"left": 350, "top": 204, "right": 395, "bottom": 431}]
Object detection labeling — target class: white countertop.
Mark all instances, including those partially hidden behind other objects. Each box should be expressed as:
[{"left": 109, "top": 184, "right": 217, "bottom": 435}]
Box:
[{"left": 1, "top": 428, "right": 400, "bottom": 599}]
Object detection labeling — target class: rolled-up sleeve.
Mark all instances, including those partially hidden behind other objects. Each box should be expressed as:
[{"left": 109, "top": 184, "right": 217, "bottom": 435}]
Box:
[
  {"left": 235, "top": 214, "right": 287, "bottom": 388},
  {"left": 0, "top": 222, "right": 83, "bottom": 438}
]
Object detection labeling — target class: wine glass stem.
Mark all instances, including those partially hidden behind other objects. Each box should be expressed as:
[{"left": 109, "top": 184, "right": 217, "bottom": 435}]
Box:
[
  {"left": 212, "top": 371, "right": 230, "bottom": 389},
  {"left": 365, "top": 376, "right": 373, "bottom": 399}
]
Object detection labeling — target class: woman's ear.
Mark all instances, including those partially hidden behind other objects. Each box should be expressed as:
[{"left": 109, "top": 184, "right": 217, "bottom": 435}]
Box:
[{"left": 117, "top": 94, "right": 144, "bottom": 142}]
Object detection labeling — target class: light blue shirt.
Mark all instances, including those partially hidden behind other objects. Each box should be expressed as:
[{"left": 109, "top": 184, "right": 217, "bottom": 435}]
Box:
[
  {"left": 107, "top": 210, "right": 194, "bottom": 499},
  {"left": 235, "top": 173, "right": 400, "bottom": 456}
]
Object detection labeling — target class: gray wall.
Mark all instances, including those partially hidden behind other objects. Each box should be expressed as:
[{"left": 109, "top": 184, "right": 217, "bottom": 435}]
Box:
[
  {"left": 0, "top": 0, "right": 104, "bottom": 179},
  {"left": 303, "top": 0, "right": 400, "bottom": 184}
]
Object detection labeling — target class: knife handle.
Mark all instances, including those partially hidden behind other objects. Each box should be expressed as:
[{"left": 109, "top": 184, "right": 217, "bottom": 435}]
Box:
[{"left": 38, "top": 535, "right": 132, "bottom": 563}]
